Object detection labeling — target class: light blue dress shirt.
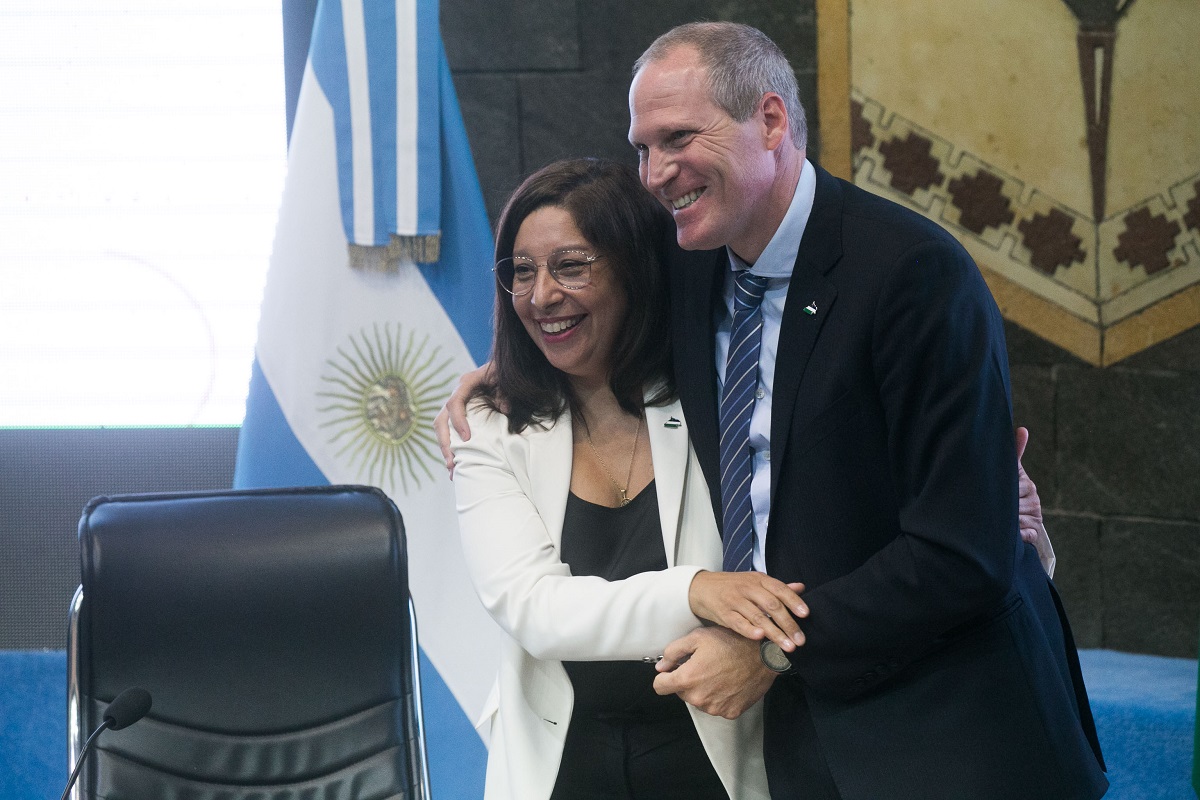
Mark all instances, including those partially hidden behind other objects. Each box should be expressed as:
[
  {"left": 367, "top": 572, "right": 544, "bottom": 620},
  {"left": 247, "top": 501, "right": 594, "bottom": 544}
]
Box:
[{"left": 715, "top": 160, "right": 816, "bottom": 572}]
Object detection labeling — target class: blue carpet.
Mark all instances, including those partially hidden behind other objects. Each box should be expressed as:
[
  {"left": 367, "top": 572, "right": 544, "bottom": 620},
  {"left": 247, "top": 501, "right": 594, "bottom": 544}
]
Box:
[
  {"left": 1078, "top": 650, "right": 1197, "bottom": 800},
  {"left": 0, "top": 651, "right": 66, "bottom": 800},
  {"left": 3, "top": 649, "right": 1196, "bottom": 799}
]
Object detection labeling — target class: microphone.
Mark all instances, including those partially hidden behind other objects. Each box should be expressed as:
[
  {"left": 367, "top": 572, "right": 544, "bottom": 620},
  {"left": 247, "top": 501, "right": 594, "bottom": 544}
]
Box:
[
  {"left": 60, "top": 687, "right": 153, "bottom": 800},
  {"left": 102, "top": 687, "right": 152, "bottom": 730}
]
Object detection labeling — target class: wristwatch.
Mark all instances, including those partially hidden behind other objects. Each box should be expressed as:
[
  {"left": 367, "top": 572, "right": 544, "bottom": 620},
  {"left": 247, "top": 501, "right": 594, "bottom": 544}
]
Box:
[{"left": 759, "top": 640, "right": 794, "bottom": 674}]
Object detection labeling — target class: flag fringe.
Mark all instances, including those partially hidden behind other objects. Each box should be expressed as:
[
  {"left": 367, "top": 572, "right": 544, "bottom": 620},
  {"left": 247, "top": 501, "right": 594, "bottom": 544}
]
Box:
[{"left": 349, "top": 234, "right": 442, "bottom": 272}]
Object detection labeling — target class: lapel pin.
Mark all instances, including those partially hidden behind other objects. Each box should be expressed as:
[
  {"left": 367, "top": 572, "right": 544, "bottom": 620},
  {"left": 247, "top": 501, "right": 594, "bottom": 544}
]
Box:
[
  {"left": 804, "top": 301, "right": 818, "bottom": 315},
  {"left": 664, "top": 417, "right": 682, "bottom": 429}
]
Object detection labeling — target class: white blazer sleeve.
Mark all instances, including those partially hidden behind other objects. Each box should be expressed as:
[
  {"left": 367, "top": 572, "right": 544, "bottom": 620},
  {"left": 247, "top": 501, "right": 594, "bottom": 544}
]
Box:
[{"left": 451, "top": 405, "right": 703, "bottom": 662}]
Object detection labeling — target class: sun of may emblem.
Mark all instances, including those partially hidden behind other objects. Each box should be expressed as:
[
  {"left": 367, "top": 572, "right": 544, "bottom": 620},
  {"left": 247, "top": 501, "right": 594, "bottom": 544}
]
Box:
[{"left": 318, "top": 323, "right": 455, "bottom": 494}]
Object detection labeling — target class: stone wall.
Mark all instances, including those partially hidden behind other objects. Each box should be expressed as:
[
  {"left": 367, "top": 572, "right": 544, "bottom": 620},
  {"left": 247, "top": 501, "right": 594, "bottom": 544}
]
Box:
[
  {"left": 1010, "top": 322, "right": 1200, "bottom": 657},
  {"left": 441, "top": 0, "right": 818, "bottom": 223}
]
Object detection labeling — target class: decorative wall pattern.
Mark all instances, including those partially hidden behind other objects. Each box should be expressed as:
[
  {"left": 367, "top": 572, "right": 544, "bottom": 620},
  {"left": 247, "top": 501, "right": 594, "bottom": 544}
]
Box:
[
  {"left": 845, "top": 0, "right": 1200, "bottom": 366},
  {"left": 852, "top": 94, "right": 1200, "bottom": 365}
]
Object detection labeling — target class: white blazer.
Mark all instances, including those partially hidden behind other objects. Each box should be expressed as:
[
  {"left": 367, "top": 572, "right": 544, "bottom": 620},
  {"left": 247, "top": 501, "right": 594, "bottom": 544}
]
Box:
[{"left": 451, "top": 394, "right": 770, "bottom": 800}]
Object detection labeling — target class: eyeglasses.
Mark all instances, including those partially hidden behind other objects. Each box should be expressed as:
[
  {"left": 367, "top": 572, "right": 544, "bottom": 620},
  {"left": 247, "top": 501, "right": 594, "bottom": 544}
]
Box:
[{"left": 493, "top": 250, "right": 603, "bottom": 296}]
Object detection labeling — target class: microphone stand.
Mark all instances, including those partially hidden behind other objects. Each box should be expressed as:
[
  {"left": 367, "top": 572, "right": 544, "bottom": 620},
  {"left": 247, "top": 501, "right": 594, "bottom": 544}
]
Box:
[
  {"left": 60, "top": 719, "right": 112, "bottom": 800},
  {"left": 60, "top": 687, "right": 152, "bottom": 800}
]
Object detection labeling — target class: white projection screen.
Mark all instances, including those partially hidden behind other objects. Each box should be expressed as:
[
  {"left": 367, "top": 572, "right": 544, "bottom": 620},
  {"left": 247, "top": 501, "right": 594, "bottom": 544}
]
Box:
[{"left": 0, "top": 1, "right": 286, "bottom": 427}]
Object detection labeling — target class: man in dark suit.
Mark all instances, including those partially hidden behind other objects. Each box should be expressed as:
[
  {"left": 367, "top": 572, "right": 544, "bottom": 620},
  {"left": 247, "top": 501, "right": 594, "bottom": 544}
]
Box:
[{"left": 630, "top": 22, "right": 1107, "bottom": 799}]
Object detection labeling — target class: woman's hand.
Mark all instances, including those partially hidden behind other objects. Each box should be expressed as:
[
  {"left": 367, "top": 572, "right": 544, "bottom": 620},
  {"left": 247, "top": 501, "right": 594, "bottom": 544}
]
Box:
[
  {"left": 688, "top": 571, "right": 808, "bottom": 652},
  {"left": 1014, "top": 426, "right": 1043, "bottom": 545}
]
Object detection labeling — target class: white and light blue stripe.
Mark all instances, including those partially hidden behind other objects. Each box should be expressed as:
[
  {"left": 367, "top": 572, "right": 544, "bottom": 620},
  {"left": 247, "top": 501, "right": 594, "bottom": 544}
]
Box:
[{"left": 310, "top": 0, "right": 440, "bottom": 247}]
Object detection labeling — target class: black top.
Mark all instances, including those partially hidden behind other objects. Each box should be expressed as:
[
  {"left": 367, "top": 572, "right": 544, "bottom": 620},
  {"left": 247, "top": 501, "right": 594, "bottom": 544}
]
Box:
[{"left": 559, "top": 481, "right": 683, "bottom": 720}]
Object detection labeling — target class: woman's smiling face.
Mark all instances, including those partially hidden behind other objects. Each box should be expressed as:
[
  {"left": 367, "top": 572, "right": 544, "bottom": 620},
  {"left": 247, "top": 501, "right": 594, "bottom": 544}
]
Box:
[{"left": 511, "top": 205, "right": 627, "bottom": 388}]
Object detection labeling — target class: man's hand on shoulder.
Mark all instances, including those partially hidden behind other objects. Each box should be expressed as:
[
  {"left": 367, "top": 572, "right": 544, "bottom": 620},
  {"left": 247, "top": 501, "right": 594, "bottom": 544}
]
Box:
[
  {"left": 652, "top": 626, "right": 778, "bottom": 719},
  {"left": 435, "top": 362, "right": 495, "bottom": 475}
]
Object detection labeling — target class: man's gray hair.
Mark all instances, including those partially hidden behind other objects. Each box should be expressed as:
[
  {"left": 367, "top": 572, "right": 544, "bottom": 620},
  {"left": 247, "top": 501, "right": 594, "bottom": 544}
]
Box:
[{"left": 634, "top": 21, "right": 807, "bottom": 150}]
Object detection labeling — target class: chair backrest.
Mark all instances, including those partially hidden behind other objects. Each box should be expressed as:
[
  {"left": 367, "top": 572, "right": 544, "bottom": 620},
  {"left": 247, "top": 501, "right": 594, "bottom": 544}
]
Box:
[{"left": 68, "top": 485, "right": 430, "bottom": 800}]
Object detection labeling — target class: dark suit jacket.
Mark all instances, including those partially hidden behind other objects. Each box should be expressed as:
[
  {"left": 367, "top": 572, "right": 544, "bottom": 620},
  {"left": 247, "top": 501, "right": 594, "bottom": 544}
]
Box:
[{"left": 668, "top": 164, "right": 1107, "bottom": 800}]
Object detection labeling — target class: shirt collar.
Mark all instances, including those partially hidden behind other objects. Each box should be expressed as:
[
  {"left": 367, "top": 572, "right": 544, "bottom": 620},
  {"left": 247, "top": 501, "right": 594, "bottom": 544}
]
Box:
[{"left": 727, "top": 158, "right": 817, "bottom": 278}]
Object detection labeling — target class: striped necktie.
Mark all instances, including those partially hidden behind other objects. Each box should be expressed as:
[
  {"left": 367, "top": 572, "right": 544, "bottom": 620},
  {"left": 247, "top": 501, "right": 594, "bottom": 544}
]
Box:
[{"left": 719, "top": 270, "right": 770, "bottom": 572}]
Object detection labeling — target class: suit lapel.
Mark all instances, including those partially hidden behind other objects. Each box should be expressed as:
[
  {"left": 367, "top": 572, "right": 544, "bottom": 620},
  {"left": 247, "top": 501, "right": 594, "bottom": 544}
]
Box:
[
  {"left": 768, "top": 165, "right": 843, "bottom": 507},
  {"left": 670, "top": 245, "right": 726, "bottom": 524},
  {"left": 527, "top": 411, "right": 575, "bottom": 552},
  {"left": 669, "top": 165, "right": 848, "bottom": 526},
  {"left": 645, "top": 399, "right": 689, "bottom": 567}
]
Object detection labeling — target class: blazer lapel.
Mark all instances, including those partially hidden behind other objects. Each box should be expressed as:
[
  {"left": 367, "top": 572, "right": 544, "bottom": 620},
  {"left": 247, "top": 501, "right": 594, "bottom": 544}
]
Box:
[
  {"left": 645, "top": 398, "right": 690, "bottom": 567},
  {"left": 769, "top": 165, "right": 843, "bottom": 507},
  {"left": 527, "top": 411, "right": 575, "bottom": 552},
  {"left": 670, "top": 245, "right": 726, "bottom": 523}
]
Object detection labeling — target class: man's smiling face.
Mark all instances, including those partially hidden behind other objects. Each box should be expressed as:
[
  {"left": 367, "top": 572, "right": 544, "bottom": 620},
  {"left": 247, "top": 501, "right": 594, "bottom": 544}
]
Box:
[{"left": 628, "top": 45, "right": 780, "bottom": 262}]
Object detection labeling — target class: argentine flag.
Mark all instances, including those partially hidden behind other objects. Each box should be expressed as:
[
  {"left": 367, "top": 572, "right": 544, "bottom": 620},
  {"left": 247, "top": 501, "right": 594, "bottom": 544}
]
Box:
[{"left": 234, "top": 1, "right": 498, "bottom": 796}]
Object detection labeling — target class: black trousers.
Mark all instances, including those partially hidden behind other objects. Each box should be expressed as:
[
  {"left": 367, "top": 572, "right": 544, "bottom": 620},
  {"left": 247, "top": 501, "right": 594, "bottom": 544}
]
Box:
[
  {"left": 549, "top": 711, "right": 729, "bottom": 800},
  {"left": 763, "top": 682, "right": 842, "bottom": 800}
]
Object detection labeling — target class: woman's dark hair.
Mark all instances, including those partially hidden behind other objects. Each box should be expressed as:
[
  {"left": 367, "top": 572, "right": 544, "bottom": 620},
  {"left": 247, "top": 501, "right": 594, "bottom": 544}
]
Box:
[{"left": 475, "top": 157, "right": 675, "bottom": 433}]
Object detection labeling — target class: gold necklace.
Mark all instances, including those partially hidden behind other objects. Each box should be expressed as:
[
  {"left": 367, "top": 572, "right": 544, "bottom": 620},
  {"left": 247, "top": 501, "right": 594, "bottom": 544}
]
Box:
[{"left": 585, "top": 414, "right": 643, "bottom": 506}]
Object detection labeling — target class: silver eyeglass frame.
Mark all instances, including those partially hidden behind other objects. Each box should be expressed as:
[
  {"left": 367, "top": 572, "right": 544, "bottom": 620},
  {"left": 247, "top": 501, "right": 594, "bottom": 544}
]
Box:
[{"left": 493, "top": 250, "right": 603, "bottom": 296}]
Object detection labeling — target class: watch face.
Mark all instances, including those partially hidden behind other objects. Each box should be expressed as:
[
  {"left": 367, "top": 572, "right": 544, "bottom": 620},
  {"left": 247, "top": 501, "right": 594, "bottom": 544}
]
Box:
[{"left": 760, "top": 640, "right": 791, "bottom": 673}]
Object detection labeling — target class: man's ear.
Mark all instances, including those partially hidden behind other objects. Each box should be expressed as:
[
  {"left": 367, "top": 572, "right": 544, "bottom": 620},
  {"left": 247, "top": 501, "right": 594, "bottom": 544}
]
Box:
[{"left": 759, "top": 92, "right": 790, "bottom": 151}]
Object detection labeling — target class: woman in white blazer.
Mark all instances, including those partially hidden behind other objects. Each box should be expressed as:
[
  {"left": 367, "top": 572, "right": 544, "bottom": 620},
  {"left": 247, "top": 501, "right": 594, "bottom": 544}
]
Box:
[{"left": 450, "top": 159, "right": 806, "bottom": 800}]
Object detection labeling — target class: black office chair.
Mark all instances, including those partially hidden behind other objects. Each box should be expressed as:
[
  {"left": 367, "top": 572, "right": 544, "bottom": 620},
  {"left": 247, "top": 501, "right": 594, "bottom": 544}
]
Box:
[{"left": 67, "top": 485, "right": 431, "bottom": 800}]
